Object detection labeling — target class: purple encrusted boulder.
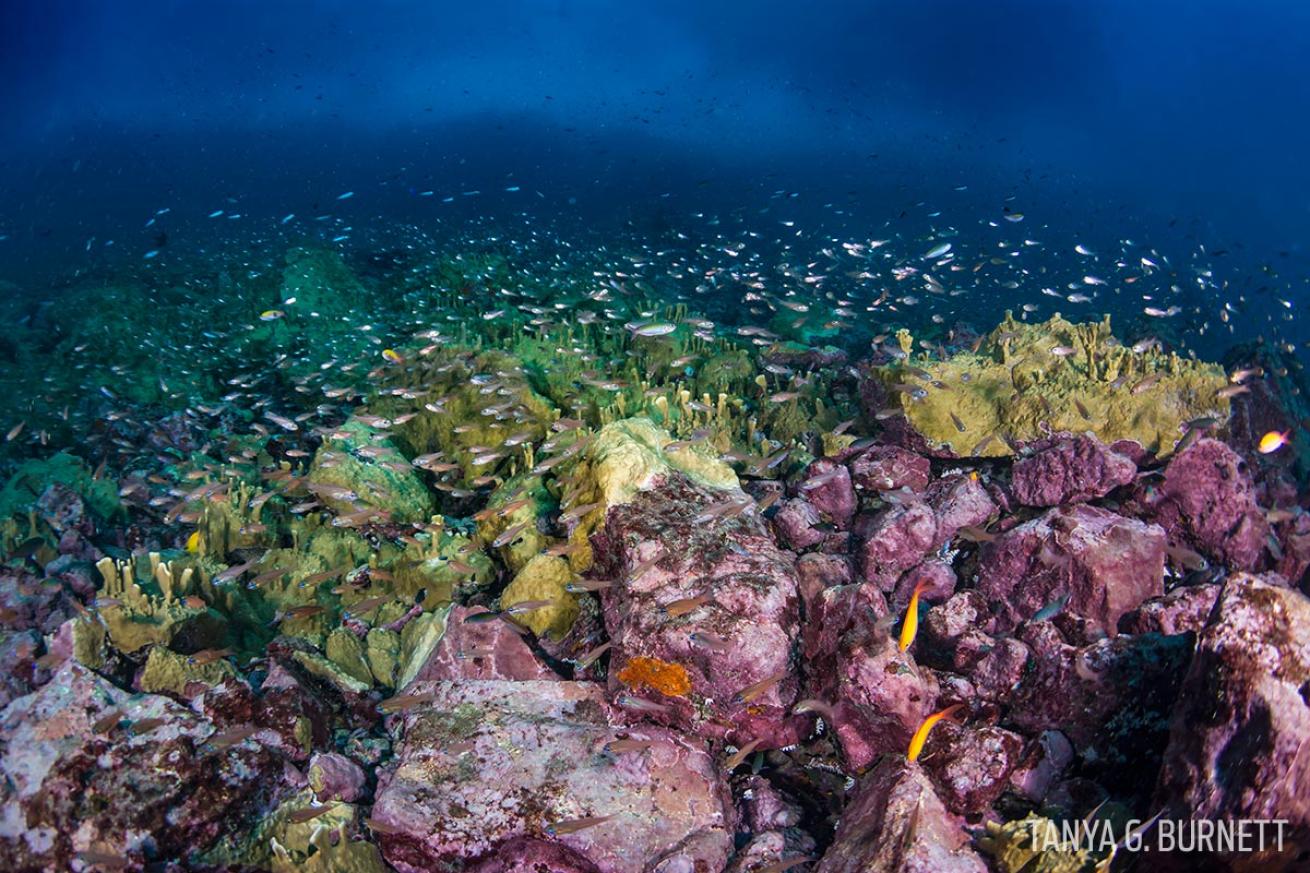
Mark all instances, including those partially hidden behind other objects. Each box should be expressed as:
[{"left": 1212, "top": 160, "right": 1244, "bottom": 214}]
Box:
[
  {"left": 404, "top": 604, "right": 558, "bottom": 686},
  {"left": 793, "top": 457, "right": 856, "bottom": 529},
  {"left": 371, "top": 679, "right": 735, "bottom": 873},
  {"left": 1154, "top": 574, "right": 1310, "bottom": 869},
  {"left": 0, "top": 661, "right": 282, "bottom": 871},
  {"left": 795, "top": 552, "right": 854, "bottom": 610},
  {"left": 1008, "top": 624, "right": 1191, "bottom": 788},
  {"left": 853, "top": 498, "right": 938, "bottom": 590},
  {"left": 1144, "top": 437, "right": 1272, "bottom": 572},
  {"left": 975, "top": 504, "right": 1166, "bottom": 635},
  {"left": 0, "top": 630, "right": 48, "bottom": 710},
  {"left": 1117, "top": 583, "right": 1222, "bottom": 636},
  {"left": 891, "top": 559, "right": 957, "bottom": 611},
  {"left": 803, "top": 583, "right": 938, "bottom": 771},
  {"left": 591, "top": 474, "right": 805, "bottom": 749},
  {"left": 308, "top": 751, "right": 367, "bottom": 803},
  {"left": 1010, "top": 434, "right": 1137, "bottom": 507},
  {"left": 773, "top": 498, "right": 828, "bottom": 551},
  {"left": 919, "top": 722, "right": 1026, "bottom": 816},
  {"left": 848, "top": 444, "right": 932, "bottom": 494},
  {"left": 925, "top": 473, "right": 996, "bottom": 547},
  {"left": 1007, "top": 730, "right": 1075, "bottom": 805},
  {"left": 919, "top": 591, "right": 997, "bottom": 671},
  {"left": 815, "top": 758, "right": 988, "bottom": 873}
]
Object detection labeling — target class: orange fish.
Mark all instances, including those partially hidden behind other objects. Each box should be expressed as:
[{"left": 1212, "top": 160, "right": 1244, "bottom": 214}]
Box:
[
  {"left": 907, "top": 703, "right": 964, "bottom": 762},
  {"left": 898, "top": 578, "right": 927, "bottom": 652}
]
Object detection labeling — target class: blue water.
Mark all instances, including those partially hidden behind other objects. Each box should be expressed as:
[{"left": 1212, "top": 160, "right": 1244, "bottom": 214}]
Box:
[{"left": 1, "top": 0, "right": 1307, "bottom": 350}]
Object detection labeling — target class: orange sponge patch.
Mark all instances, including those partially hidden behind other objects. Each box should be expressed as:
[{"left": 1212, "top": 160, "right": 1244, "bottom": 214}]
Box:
[{"left": 616, "top": 656, "right": 692, "bottom": 698}]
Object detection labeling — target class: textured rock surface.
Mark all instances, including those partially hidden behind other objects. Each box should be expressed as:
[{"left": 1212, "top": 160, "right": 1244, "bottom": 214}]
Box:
[
  {"left": 816, "top": 758, "right": 988, "bottom": 873},
  {"left": 591, "top": 473, "right": 805, "bottom": 748},
  {"left": 371, "top": 679, "right": 735, "bottom": 873},
  {"left": 803, "top": 583, "right": 937, "bottom": 770},
  {"left": 848, "top": 444, "right": 931, "bottom": 493},
  {"left": 0, "top": 661, "right": 280, "bottom": 871},
  {"left": 1010, "top": 434, "right": 1137, "bottom": 507},
  {"left": 1145, "top": 437, "right": 1272, "bottom": 572},
  {"left": 404, "top": 604, "right": 557, "bottom": 686},
  {"left": 976, "top": 504, "right": 1166, "bottom": 635},
  {"left": 1155, "top": 575, "right": 1310, "bottom": 868}
]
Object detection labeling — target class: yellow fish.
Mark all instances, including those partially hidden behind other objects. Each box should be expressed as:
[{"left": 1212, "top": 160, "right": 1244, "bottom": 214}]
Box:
[
  {"left": 898, "top": 578, "right": 928, "bottom": 652},
  {"left": 185, "top": 530, "right": 201, "bottom": 553},
  {"left": 1258, "top": 430, "right": 1290, "bottom": 454},
  {"left": 907, "top": 703, "right": 963, "bottom": 762},
  {"left": 259, "top": 309, "right": 285, "bottom": 321},
  {"left": 382, "top": 348, "right": 404, "bottom": 363}
]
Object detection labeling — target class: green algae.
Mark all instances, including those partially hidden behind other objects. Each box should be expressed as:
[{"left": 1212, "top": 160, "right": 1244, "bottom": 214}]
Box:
[
  {"left": 499, "top": 553, "right": 579, "bottom": 640},
  {"left": 0, "top": 451, "right": 121, "bottom": 521},
  {"left": 307, "top": 419, "right": 435, "bottom": 523},
  {"left": 139, "top": 644, "right": 237, "bottom": 695},
  {"left": 873, "top": 312, "right": 1230, "bottom": 457}
]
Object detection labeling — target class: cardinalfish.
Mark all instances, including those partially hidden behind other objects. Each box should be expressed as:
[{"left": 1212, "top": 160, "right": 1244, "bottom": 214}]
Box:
[
  {"left": 663, "top": 592, "right": 711, "bottom": 618},
  {"left": 907, "top": 703, "right": 964, "bottom": 762},
  {"left": 732, "top": 671, "right": 787, "bottom": 705},
  {"left": 898, "top": 578, "right": 928, "bottom": 652},
  {"left": 723, "top": 737, "right": 762, "bottom": 771},
  {"left": 545, "top": 814, "right": 615, "bottom": 836}
]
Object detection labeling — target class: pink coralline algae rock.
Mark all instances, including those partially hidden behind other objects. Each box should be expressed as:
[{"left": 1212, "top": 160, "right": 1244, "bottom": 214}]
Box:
[
  {"left": 795, "top": 552, "right": 854, "bottom": 608},
  {"left": 848, "top": 444, "right": 932, "bottom": 493},
  {"left": 975, "top": 504, "right": 1166, "bottom": 635},
  {"left": 854, "top": 499, "right": 938, "bottom": 589},
  {"left": 308, "top": 751, "right": 367, "bottom": 803},
  {"left": 1146, "top": 437, "right": 1272, "bottom": 572},
  {"left": 925, "top": 473, "right": 996, "bottom": 547},
  {"left": 773, "top": 497, "right": 828, "bottom": 551},
  {"left": 815, "top": 758, "right": 987, "bottom": 873},
  {"left": 590, "top": 474, "right": 805, "bottom": 749},
  {"left": 803, "top": 583, "right": 938, "bottom": 771},
  {"left": 1010, "top": 434, "right": 1137, "bottom": 507},
  {"left": 920, "top": 722, "right": 1026, "bottom": 816},
  {"left": 794, "top": 457, "right": 856, "bottom": 529},
  {"left": 371, "top": 679, "right": 735, "bottom": 873},
  {"left": 1154, "top": 574, "right": 1310, "bottom": 869},
  {"left": 404, "top": 604, "right": 557, "bottom": 686},
  {"left": 0, "top": 661, "right": 280, "bottom": 871},
  {"left": 1007, "top": 624, "right": 1191, "bottom": 779},
  {"left": 1117, "top": 584, "right": 1223, "bottom": 636}
]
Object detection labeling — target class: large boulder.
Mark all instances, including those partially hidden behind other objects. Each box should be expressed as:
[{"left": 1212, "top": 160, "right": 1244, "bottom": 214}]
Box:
[
  {"left": 371, "top": 679, "right": 735, "bottom": 873},
  {"left": 976, "top": 504, "right": 1166, "bottom": 635},
  {"left": 0, "top": 661, "right": 282, "bottom": 870},
  {"left": 816, "top": 758, "right": 987, "bottom": 873},
  {"left": 1142, "top": 437, "right": 1271, "bottom": 572},
  {"left": 590, "top": 473, "right": 805, "bottom": 749},
  {"left": 1154, "top": 575, "right": 1310, "bottom": 869},
  {"left": 1010, "top": 434, "right": 1137, "bottom": 507}
]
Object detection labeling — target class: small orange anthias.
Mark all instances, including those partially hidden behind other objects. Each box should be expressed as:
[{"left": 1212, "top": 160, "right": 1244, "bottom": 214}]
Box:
[
  {"left": 1258, "top": 430, "right": 1291, "bottom": 454},
  {"left": 907, "top": 703, "right": 966, "bottom": 762}
]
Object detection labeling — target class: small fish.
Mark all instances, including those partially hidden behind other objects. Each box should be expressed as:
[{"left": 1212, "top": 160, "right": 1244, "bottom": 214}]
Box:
[
  {"left": 565, "top": 577, "right": 615, "bottom": 593},
  {"left": 949, "top": 411, "right": 966, "bottom": 433},
  {"left": 546, "top": 814, "right": 615, "bottom": 836},
  {"left": 723, "top": 737, "right": 762, "bottom": 771},
  {"left": 907, "top": 703, "right": 964, "bottom": 762},
  {"left": 575, "top": 641, "right": 612, "bottom": 669},
  {"left": 616, "top": 694, "right": 673, "bottom": 714},
  {"left": 605, "top": 737, "right": 656, "bottom": 754},
  {"left": 208, "top": 725, "right": 259, "bottom": 749},
  {"left": 630, "top": 322, "right": 677, "bottom": 338},
  {"left": 1216, "top": 384, "right": 1250, "bottom": 399},
  {"left": 1031, "top": 593, "right": 1070, "bottom": 622},
  {"left": 259, "top": 309, "right": 286, "bottom": 321},
  {"left": 793, "top": 698, "right": 838, "bottom": 723},
  {"left": 93, "top": 710, "right": 123, "bottom": 734},
  {"left": 130, "top": 717, "right": 167, "bottom": 734},
  {"left": 74, "top": 851, "right": 131, "bottom": 870},
  {"left": 663, "top": 593, "right": 711, "bottom": 618},
  {"left": 689, "top": 631, "right": 731, "bottom": 652},
  {"left": 5, "top": 420, "right": 25, "bottom": 442},
  {"left": 504, "top": 598, "right": 558, "bottom": 615},
  {"left": 1074, "top": 398, "right": 1092, "bottom": 421},
  {"left": 733, "top": 671, "right": 787, "bottom": 705},
  {"left": 188, "top": 647, "right": 234, "bottom": 666},
  {"left": 286, "top": 803, "right": 335, "bottom": 823},
  {"left": 1229, "top": 367, "right": 1264, "bottom": 384},
  {"left": 365, "top": 816, "right": 406, "bottom": 835},
  {"left": 1258, "top": 430, "right": 1290, "bottom": 454},
  {"left": 898, "top": 578, "right": 926, "bottom": 652},
  {"left": 462, "top": 609, "right": 506, "bottom": 624},
  {"left": 1050, "top": 345, "right": 1076, "bottom": 357},
  {"left": 378, "top": 691, "right": 439, "bottom": 713},
  {"left": 1166, "top": 544, "right": 1208, "bottom": 571}
]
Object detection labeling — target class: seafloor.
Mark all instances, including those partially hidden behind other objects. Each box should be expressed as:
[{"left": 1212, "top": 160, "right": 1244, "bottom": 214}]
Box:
[{"left": 0, "top": 232, "right": 1307, "bottom": 873}]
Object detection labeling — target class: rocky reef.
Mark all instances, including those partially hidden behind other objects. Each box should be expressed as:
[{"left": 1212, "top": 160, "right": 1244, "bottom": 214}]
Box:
[{"left": 0, "top": 244, "right": 1307, "bottom": 873}]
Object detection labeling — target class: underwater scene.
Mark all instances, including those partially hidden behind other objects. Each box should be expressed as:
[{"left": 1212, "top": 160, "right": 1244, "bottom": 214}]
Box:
[{"left": 1, "top": 1, "right": 1309, "bottom": 871}]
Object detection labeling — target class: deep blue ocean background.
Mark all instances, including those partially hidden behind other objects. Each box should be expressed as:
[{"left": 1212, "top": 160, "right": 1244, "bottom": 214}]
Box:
[{"left": 1, "top": 0, "right": 1307, "bottom": 351}]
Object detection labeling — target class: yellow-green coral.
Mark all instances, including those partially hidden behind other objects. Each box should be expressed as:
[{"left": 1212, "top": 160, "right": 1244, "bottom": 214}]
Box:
[
  {"left": 307, "top": 419, "right": 435, "bottom": 523},
  {"left": 976, "top": 814, "right": 1103, "bottom": 873},
  {"left": 564, "top": 417, "right": 740, "bottom": 571},
  {"left": 96, "top": 553, "right": 225, "bottom": 654},
  {"left": 500, "top": 553, "right": 579, "bottom": 639},
  {"left": 139, "top": 644, "right": 237, "bottom": 695},
  {"left": 875, "top": 313, "right": 1229, "bottom": 457}
]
